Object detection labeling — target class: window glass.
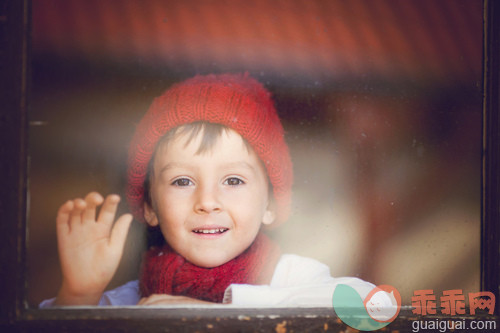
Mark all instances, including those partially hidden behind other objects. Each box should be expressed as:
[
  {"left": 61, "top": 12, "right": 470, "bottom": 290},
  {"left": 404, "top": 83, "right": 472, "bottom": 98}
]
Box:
[{"left": 29, "top": 0, "right": 483, "bottom": 307}]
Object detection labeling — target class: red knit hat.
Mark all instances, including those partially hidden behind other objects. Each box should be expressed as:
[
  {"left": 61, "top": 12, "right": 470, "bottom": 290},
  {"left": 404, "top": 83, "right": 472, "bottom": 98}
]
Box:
[{"left": 127, "top": 73, "right": 293, "bottom": 226}]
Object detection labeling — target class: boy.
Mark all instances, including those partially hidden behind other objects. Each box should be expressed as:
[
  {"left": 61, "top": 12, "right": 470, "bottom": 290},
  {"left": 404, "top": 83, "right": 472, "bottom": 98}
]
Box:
[{"left": 41, "top": 73, "right": 380, "bottom": 307}]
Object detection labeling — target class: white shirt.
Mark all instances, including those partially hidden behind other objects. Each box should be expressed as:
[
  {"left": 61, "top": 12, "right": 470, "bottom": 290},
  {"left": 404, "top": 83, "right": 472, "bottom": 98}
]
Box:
[{"left": 39, "top": 254, "right": 375, "bottom": 308}]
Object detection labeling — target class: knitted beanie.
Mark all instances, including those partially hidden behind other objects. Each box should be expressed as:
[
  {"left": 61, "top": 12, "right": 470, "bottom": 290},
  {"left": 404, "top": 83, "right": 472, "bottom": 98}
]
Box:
[{"left": 127, "top": 73, "right": 293, "bottom": 226}]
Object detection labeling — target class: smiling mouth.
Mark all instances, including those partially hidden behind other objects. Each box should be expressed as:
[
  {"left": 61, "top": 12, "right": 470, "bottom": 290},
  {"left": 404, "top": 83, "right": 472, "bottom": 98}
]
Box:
[{"left": 192, "top": 228, "right": 229, "bottom": 234}]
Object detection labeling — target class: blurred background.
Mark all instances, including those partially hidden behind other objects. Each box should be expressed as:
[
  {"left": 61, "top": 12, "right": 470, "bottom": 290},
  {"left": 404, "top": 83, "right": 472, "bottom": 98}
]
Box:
[{"left": 29, "top": 0, "right": 482, "bottom": 307}]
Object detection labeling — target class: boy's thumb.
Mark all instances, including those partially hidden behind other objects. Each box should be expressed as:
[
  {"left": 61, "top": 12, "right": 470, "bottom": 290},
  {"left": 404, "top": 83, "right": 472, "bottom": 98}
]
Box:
[{"left": 110, "top": 214, "right": 133, "bottom": 250}]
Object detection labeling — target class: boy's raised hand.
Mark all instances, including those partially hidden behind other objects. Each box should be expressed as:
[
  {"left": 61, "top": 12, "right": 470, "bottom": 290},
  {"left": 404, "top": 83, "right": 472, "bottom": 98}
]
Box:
[{"left": 55, "top": 192, "right": 133, "bottom": 305}]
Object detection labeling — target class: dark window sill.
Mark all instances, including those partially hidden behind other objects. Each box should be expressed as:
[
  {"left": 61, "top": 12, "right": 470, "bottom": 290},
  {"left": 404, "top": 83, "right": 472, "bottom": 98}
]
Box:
[{"left": 3, "top": 308, "right": 497, "bottom": 332}]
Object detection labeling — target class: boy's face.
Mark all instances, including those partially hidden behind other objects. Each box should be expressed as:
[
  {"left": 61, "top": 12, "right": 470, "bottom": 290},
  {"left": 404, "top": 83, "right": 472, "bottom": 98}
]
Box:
[{"left": 144, "top": 127, "right": 275, "bottom": 268}]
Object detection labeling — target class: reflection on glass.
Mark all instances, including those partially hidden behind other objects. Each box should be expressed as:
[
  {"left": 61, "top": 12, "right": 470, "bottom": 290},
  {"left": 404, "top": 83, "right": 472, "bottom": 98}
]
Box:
[{"left": 29, "top": 0, "right": 482, "bottom": 307}]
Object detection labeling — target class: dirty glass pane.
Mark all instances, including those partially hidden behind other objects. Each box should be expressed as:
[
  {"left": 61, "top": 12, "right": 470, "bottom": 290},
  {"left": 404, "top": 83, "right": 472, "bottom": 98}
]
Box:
[{"left": 29, "top": 0, "right": 482, "bottom": 307}]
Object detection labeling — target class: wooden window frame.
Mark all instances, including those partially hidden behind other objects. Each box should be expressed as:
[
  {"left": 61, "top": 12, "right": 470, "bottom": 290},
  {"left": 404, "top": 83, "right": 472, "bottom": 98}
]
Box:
[{"left": 1, "top": 0, "right": 498, "bottom": 331}]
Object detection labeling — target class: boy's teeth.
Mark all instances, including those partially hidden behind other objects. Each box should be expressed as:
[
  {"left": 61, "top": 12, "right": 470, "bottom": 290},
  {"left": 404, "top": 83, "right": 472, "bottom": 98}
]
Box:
[{"left": 194, "top": 228, "right": 227, "bottom": 234}]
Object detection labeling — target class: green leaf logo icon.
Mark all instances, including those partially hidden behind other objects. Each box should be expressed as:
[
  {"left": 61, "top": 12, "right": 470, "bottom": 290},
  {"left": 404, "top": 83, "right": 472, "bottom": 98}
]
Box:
[{"left": 332, "top": 284, "right": 401, "bottom": 331}]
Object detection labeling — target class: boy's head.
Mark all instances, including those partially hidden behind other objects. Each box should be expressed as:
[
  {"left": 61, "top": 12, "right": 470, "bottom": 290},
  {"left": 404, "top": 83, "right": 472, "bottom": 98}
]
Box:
[
  {"left": 141, "top": 122, "right": 275, "bottom": 267},
  {"left": 126, "top": 73, "right": 293, "bottom": 265}
]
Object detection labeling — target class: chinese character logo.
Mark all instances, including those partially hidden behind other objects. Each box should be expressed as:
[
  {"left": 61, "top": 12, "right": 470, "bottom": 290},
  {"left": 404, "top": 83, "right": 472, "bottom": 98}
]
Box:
[
  {"left": 411, "top": 289, "right": 437, "bottom": 315},
  {"left": 332, "top": 284, "right": 401, "bottom": 331},
  {"left": 469, "top": 292, "right": 495, "bottom": 315},
  {"left": 411, "top": 289, "right": 495, "bottom": 316}
]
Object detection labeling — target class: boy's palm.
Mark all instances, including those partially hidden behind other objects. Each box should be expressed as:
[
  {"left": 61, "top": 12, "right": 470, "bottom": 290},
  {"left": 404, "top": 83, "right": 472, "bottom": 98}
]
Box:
[{"left": 56, "top": 192, "right": 133, "bottom": 305}]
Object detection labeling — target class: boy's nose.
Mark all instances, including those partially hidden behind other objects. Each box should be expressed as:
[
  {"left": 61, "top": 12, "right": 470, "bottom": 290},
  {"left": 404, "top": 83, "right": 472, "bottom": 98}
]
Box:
[{"left": 194, "top": 185, "right": 222, "bottom": 214}]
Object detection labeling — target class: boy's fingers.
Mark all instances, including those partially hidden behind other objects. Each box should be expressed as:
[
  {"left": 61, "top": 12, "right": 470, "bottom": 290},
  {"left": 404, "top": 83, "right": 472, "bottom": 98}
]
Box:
[
  {"left": 70, "top": 198, "right": 86, "bottom": 225},
  {"left": 109, "top": 213, "right": 133, "bottom": 250},
  {"left": 83, "top": 192, "right": 104, "bottom": 222},
  {"left": 56, "top": 200, "right": 74, "bottom": 234},
  {"left": 137, "top": 294, "right": 166, "bottom": 306},
  {"left": 97, "top": 194, "right": 121, "bottom": 225},
  {"left": 137, "top": 294, "right": 208, "bottom": 306}
]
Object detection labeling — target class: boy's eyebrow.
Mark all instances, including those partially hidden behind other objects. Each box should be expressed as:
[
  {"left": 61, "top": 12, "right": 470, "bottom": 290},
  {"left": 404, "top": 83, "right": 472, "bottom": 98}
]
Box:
[
  {"left": 158, "top": 161, "right": 258, "bottom": 175},
  {"left": 221, "top": 161, "right": 258, "bottom": 172},
  {"left": 157, "top": 162, "right": 189, "bottom": 175}
]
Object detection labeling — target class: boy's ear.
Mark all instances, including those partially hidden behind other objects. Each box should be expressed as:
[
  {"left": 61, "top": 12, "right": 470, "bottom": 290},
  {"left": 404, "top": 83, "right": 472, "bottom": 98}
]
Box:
[
  {"left": 262, "top": 209, "right": 276, "bottom": 225},
  {"left": 262, "top": 197, "right": 276, "bottom": 225},
  {"left": 143, "top": 202, "right": 159, "bottom": 227}
]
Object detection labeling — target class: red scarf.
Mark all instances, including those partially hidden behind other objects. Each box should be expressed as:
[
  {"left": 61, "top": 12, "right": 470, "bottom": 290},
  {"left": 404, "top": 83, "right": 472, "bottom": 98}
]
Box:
[{"left": 139, "top": 233, "right": 280, "bottom": 303}]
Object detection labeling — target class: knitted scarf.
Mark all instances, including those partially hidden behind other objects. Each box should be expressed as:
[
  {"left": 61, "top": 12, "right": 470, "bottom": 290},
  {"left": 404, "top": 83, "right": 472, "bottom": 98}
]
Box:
[{"left": 139, "top": 233, "right": 280, "bottom": 303}]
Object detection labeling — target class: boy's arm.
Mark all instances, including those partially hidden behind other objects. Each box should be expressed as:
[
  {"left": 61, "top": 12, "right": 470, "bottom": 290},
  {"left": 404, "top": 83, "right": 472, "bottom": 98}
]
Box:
[{"left": 54, "top": 192, "right": 133, "bottom": 306}]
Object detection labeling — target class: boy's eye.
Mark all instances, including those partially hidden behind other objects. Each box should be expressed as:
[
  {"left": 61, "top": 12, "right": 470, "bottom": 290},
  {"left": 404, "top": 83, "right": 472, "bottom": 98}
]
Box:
[
  {"left": 224, "top": 177, "right": 245, "bottom": 186},
  {"left": 171, "top": 178, "right": 193, "bottom": 186}
]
